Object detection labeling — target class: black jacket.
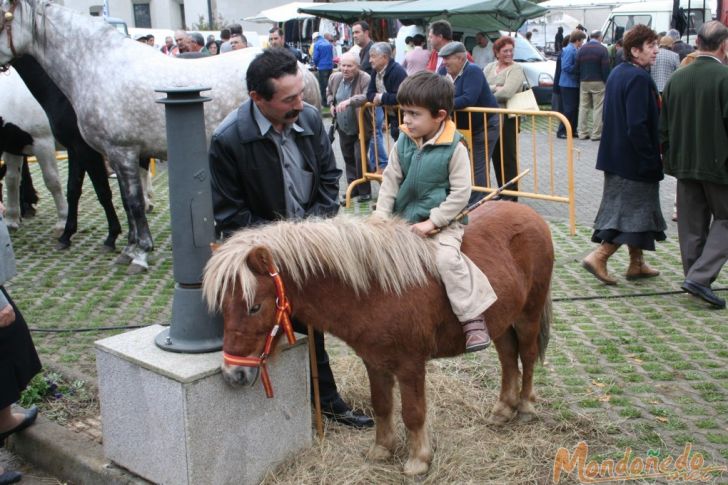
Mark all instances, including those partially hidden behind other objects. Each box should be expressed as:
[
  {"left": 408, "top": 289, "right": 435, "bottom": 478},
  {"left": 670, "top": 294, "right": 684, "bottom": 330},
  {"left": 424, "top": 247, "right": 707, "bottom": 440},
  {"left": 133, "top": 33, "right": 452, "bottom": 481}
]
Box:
[
  {"left": 366, "top": 58, "right": 408, "bottom": 106},
  {"left": 209, "top": 101, "right": 341, "bottom": 238}
]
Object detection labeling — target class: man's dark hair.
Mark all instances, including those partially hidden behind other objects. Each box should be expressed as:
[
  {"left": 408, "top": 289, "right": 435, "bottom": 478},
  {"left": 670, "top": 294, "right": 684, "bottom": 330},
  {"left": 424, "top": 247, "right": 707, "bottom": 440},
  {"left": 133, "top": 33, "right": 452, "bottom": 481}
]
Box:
[
  {"left": 622, "top": 24, "right": 657, "bottom": 61},
  {"left": 229, "top": 23, "right": 243, "bottom": 36},
  {"left": 247, "top": 48, "right": 299, "bottom": 100},
  {"left": 397, "top": 71, "right": 454, "bottom": 116},
  {"left": 429, "top": 20, "right": 453, "bottom": 41},
  {"left": 269, "top": 27, "right": 284, "bottom": 36},
  {"left": 220, "top": 28, "right": 230, "bottom": 40},
  {"left": 352, "top": 20, "right": 370, "bottom": 32},
  {"left": 697, "top": 20, "right": 728, "bottom": 52},
  {"left": 590, "top": 30, "right": 602, "bottom": 40}
]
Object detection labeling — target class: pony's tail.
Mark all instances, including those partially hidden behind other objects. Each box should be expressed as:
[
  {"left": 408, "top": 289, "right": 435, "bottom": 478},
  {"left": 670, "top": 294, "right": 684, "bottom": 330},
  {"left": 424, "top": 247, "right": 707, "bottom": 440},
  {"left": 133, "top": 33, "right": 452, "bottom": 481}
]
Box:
[{"left": 538, "top": 288, "right": 552, "bottom": 363}]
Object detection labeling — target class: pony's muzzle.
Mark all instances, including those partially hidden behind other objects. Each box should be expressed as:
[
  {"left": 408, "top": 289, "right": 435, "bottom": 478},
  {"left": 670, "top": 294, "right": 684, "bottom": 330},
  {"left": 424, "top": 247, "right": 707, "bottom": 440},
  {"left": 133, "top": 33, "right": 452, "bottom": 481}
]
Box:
[{"left": 221, "top": 363, "right": 260, "bottom": 388}]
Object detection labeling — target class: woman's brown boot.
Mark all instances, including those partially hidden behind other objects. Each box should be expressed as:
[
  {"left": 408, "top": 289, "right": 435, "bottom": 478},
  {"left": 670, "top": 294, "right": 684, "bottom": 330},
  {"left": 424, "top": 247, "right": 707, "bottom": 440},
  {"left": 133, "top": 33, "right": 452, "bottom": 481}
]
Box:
[
  {"left": 625, "top": 246, "right": 659, "bottom": 280},
  {"left": 582, "top": 242, "right": 620, "bottom": 285}
]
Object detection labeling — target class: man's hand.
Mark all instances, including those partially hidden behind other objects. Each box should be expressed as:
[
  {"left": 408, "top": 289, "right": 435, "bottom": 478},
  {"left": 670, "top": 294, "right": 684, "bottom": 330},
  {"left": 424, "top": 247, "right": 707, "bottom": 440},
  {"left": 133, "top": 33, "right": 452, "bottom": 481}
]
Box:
[
  {"left": 0, "top": 303, "right": 15, "bottom": 327},
  {"left": 411, "top": 219, "right": 436, "bottom": 238},
  {"left": 335, "top": 100, "right": 351, "bottom": 113},
  {"left": 373, "top": 93, "right": 383, "bottom": 106}
]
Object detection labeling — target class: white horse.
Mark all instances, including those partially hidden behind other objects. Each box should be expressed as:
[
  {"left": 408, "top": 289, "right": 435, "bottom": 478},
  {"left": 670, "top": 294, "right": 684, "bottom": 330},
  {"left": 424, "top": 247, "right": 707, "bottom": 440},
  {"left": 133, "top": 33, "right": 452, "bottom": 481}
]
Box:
[
  {"left": 0, "top": 67, "right": 67, "bottom": 234},
  {"left": 0, "top": 0, "right": 320, "bottom": 274}
]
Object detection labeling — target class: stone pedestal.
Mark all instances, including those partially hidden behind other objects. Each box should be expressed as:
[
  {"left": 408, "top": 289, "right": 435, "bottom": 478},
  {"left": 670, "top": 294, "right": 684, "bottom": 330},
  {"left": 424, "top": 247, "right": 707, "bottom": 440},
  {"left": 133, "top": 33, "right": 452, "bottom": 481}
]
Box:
[{"left": 95, "top": 325, "right": 311, "bottom": 485}]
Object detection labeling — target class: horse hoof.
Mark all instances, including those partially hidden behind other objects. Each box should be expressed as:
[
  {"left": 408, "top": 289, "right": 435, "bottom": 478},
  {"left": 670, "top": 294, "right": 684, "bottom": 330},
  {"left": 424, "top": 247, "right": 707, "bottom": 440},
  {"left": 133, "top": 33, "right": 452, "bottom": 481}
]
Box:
[
  {"left": 114, "top": 253, "right": 133, "bottom": 265},
  {"left": 55, "top": 241, "right": 71, "bottom": 251},
  {"left": 127, "top": 263, "right": 148, "bottom": 275},
  {"left": 403, "top": 458, "right": 429, "bottom": 476},
  {"left": 366, "top": 444, "right": 392, "bottom": 462},
  {"left": 100, "top": 244, "right": 116, "bottom": 254},
  {"left": 145, "top": 204, "right": 154, "bottom": 214},
  {"left": 516, "top": 412, "right": 536, "bottom": 424},
  {"left": 53, "top": 228, "right": 65, "bottom": 239},
  {"left": 487, "top": 412, "right": 513, "bottom": 426}
]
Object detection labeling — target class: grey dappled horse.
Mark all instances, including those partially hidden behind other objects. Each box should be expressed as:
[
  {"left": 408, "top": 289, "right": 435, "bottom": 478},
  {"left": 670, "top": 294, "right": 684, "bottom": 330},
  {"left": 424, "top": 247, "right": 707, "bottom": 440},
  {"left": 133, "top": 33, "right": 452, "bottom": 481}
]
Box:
[{"left": 0, "top": 0, "right": 321, "bottom": 273}]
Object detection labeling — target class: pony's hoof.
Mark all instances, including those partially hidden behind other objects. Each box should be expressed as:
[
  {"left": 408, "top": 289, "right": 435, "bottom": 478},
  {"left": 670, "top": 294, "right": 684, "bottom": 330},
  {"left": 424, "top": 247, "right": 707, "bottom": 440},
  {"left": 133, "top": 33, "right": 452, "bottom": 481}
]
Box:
[
  {"left": 100, "top": 244, "right": 116, "bottom": 254},
  {"left": 55, "top": 241, "right": 71, "bottom": 251},
  {"left": 516, "top": 412, "right": 536, "bottom": 423},
  {"left": 127, "top": 263, "right": 148, "bottom": 275},
  {"left": 114, "top": 253, "right": 133, "bottom": 265},
  {"left": 53, "top": 227, "right": 65, "bottom": 238},
  {"left": 403, "top": 458, "right": 430, "bottom": 476},
  {"left": 487, "top": 411, "right": 515, "bottom": 426},
  {"left": 366, "top": 444, "right": 392, "bottom": 461},
  {"left": 145, "top": 204, "right": 154, "bottom": 214}
]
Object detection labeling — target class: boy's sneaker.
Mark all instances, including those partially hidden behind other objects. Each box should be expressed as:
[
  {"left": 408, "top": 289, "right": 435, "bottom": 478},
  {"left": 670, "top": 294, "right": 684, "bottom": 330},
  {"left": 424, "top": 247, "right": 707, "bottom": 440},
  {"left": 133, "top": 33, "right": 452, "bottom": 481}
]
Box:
[{"left": 462, "top": 316, "right": 491, "bottom": 353}]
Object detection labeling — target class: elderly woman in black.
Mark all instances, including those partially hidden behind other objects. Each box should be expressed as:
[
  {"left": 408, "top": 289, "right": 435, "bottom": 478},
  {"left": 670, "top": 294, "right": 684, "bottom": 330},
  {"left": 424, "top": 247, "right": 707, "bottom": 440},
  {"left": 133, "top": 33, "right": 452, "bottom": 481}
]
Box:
[
  {"left": 582, "top": 25, "right": 665, "bottom": 285},
  {"left": 0, "top": 201, "right": 41, "bottom": 485}
]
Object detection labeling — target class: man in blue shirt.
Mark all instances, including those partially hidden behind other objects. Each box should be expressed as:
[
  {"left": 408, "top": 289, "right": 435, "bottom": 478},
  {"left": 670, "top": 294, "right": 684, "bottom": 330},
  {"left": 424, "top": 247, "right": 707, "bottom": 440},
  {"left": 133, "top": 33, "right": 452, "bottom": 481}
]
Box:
[
  {"left": 557, "top": 30, "right": 586, "bottom": 138},
  {"left": 575, "top": 30, "right": 609, "bottom": 140},
  {"left": 312, "top": 32, "right": 334, "bottom": 107}
]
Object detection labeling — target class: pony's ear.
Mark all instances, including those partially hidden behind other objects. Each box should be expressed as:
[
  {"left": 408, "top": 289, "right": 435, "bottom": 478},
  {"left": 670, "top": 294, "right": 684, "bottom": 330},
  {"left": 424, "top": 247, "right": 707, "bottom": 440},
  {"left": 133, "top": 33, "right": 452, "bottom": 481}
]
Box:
[
  {"left": 210, "top": 242, "right": 221, "bottom": 253},
  {"left": 246, "top": 245, "right": 275, "bottom": 275}
]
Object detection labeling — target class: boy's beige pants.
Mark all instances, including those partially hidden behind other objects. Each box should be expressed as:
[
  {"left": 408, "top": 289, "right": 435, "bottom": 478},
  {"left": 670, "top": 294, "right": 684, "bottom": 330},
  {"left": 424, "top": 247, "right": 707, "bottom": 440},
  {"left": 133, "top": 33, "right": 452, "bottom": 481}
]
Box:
[{"left": 434, "top": 223, "right": 497, "bottom": 322}]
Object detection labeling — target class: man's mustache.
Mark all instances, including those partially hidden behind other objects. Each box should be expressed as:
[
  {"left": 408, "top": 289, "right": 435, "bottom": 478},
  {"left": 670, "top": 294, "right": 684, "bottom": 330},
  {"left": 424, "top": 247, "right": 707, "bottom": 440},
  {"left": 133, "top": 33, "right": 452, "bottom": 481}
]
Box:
[{"left": 284, "top": 109, "right": 302, "bottom": 119}]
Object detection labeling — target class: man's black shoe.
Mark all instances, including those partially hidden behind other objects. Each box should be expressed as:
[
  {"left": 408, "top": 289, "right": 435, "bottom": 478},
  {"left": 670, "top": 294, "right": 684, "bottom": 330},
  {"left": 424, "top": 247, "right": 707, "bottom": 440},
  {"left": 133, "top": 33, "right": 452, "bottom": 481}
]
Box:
[
  {"left": 321, "top": 397, "right": 374, "bottom": 428},
  {"left": 358, "top": 194, "right": 372, "bottom": 202},
  {"left": 556, "top": 133, "right": 567, "bottom": 139},
  {"left": 681, "top": 279, "right": 726, "bottom": 309},
  {"left": 322, "top": 408, "right": 375, "bottom": 428}
]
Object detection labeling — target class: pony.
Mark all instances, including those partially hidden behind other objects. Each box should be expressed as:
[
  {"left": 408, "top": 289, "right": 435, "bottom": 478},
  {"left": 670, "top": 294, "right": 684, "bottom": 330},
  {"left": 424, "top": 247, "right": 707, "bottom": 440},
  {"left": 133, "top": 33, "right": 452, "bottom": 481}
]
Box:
[
  {"left": 202, "top": 202, "right": 554, "bottom": 476},
  {"left": 0, "top": 0, "right": 321, "bottom": 273},
  {"left": 0, "top": 70, "right": 67, "bottom": 235},
  {"left": 6, "top": 58, "right": 123, "bottom": 250}
]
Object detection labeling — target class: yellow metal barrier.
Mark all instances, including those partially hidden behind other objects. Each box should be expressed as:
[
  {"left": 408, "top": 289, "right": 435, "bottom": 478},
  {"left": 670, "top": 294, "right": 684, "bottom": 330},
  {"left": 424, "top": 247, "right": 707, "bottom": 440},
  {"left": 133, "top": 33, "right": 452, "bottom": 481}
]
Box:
[{"left": 345, "top": 103, "right": 576, "bottom": 235}]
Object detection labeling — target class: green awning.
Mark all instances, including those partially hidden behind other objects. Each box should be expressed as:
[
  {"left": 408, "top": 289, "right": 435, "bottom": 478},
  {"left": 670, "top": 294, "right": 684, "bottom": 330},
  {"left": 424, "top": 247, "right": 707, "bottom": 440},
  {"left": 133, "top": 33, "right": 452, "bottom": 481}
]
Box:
[{"left": 298, "top": 0, "right": 548, "bottom": 32}]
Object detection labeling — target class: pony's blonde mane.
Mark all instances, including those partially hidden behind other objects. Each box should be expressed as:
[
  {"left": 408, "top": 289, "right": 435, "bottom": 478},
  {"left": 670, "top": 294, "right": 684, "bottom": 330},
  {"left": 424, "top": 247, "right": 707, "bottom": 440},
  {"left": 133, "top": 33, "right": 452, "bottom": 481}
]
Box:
[{"left": 202, "top": 215, "right": 440, "bottom": 311}]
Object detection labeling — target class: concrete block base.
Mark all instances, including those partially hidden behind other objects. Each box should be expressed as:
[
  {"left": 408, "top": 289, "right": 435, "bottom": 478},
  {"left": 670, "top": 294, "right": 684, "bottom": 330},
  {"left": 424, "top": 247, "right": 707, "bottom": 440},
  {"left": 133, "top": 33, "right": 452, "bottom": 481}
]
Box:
[{"left": 95, "top": 324, "right": 311, "bottom": 485}]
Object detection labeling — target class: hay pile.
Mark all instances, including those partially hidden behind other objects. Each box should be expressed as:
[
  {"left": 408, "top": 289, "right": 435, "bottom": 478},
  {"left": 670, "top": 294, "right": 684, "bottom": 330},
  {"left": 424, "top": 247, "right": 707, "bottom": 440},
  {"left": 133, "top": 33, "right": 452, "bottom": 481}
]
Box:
[{"left": 261, "top": 343, "right": 611, "bottom": 484}]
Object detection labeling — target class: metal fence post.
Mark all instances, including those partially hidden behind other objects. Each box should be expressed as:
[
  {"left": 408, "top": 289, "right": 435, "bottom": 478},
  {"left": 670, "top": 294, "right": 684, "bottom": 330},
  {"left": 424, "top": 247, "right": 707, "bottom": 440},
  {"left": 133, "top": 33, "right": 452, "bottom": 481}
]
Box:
[{"left": 154, "top": 86, "right": 223, "bottom": 353}]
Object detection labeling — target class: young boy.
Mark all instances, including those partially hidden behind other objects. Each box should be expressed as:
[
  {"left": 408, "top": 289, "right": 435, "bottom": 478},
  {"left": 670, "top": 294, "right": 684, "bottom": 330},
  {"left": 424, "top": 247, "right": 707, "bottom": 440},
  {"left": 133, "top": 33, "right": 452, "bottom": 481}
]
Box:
[{"left": 374, "top": 71, "right": 497, "bottom": 352}]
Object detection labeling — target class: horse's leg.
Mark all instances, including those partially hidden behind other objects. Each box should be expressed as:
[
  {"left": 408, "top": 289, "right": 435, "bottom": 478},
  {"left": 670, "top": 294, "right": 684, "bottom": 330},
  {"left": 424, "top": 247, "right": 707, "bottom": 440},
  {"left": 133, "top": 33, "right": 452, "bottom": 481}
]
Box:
[
  {"left": 139, "top": 157, "right": 153, "bottom": 214},
  {"left": 364, "top": 362, "right": 396, "bottom": 461},
  {"left": 3, "top": 153, "right": 23, "bottom": 230},
  {"left": 19, "top": 158, "right": 38, "bottom": 217},
  {"left": 57, "top": 146, "right": 83, "bottom": 250},
  {"left": 109, "top": 151, "right": 153, "bottom": 274},
  {"left": 397, "top": 362, "right": 432, "bottom": 476},
  {"left": 34, "top": 139, "right": 68, "bottom": 237},
  {"left": 514, "top": 304, "right": 547, "bottom": 422},
  {"left": 84, "top": 149, "right": 122, "bottom": 251},
  {"left": 489, "top": 327, "right": 521, "bottom": 425}
]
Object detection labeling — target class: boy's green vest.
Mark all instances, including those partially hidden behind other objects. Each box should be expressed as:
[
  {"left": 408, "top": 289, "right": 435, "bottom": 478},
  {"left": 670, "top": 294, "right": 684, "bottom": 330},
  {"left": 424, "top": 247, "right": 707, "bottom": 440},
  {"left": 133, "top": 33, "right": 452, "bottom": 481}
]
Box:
[{"left": 393, "top": 129, "right": 467, "bottom": 224}]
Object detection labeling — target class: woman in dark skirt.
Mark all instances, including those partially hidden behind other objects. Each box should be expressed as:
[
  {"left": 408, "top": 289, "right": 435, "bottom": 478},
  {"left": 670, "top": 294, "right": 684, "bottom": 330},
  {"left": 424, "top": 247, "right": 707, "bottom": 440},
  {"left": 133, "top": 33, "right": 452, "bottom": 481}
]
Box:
[
  {"left": 0, "top": 201, "right": 41, "bottom": 485},
  {"left": 582, "top": 25, "right": 666, "bottom": 285}
]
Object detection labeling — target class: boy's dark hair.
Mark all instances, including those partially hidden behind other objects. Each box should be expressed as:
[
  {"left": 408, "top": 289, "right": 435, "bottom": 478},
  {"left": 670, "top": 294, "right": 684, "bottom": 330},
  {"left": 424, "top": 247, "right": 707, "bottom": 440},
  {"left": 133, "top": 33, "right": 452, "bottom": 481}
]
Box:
[
  {"left": 622, "top": 24, "right": 657, "bottom": 61},
  {"left": 413, "top": 34, "right": 426, "bottom": 46},
  {"left": 229, "top": 23, "right": 243, "bottom": 35},
  {"left": 396, "top": 71, "right": 454, "bottom": 116},
  {"left": 220, "top": 28, "right": 230, "bottom": 40},
  {"left": 570, "top": 30, "right": 587, "bottom": 43},
  {"left": 246, "top": 49, "right": 299, "bottom": 100},
  {"left": 429, "top": 20, "right": 453, "bottom": 41}
]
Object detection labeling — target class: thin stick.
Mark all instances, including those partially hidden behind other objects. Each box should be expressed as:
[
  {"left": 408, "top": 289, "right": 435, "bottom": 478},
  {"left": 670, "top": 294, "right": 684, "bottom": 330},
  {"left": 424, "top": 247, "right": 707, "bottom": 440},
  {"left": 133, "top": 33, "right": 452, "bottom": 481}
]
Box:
[
  {"left": 428, "top": 169, "right": 530, "bottom": 235},
  {"left": 307, "top": 324, "right": 324, "bottom": 440}
]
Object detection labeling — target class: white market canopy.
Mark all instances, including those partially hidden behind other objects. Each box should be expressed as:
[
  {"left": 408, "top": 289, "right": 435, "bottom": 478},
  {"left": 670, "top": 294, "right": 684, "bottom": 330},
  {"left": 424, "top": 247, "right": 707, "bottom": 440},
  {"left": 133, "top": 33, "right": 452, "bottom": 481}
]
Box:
[{"left": 245, "top": 2, "right": 317, "bottom": 23}]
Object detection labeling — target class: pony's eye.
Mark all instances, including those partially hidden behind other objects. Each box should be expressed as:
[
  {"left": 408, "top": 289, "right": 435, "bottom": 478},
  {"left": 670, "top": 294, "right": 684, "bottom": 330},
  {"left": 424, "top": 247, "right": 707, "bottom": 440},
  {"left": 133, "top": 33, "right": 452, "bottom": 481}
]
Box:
[{"left": 248, "top": 304, "right": 261, "bottom": 315}]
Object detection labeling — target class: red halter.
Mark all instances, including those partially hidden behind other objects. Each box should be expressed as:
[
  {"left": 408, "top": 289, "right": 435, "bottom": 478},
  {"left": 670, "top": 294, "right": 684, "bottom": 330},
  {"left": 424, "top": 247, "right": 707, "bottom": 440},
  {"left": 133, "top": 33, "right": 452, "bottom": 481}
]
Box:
[{"left": 222, "top": 264, "right": 296, "bottom": 398}]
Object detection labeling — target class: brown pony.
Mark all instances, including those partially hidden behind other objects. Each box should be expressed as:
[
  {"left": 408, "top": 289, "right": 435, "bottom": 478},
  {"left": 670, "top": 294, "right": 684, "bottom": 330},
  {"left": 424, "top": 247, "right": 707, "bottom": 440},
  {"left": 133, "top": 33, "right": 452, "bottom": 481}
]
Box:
[{"left": 202, "top": 202, "right": 553, "bottom": 476}]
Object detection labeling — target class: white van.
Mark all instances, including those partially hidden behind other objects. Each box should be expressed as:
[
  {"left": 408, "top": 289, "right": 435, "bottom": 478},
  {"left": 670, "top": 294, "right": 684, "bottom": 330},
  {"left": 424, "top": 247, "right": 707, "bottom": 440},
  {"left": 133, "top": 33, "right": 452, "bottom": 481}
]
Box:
[{"left": 600, "top": 0, "right": 712, "bottom": 45}]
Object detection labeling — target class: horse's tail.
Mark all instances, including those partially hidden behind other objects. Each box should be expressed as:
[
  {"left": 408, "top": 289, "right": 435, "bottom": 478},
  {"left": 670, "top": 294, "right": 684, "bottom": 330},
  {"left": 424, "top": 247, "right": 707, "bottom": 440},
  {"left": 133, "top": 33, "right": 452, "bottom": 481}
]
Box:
[{"left": 538, "top": 287, "right": 552, "bottom": 363}]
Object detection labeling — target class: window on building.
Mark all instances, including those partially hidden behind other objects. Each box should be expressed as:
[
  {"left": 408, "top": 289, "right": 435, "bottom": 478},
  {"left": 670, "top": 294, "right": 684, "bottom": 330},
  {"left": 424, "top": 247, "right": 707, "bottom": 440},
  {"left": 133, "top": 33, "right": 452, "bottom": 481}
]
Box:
[{"left": 133, "top": 3, "right": 151, "bottom": 28}]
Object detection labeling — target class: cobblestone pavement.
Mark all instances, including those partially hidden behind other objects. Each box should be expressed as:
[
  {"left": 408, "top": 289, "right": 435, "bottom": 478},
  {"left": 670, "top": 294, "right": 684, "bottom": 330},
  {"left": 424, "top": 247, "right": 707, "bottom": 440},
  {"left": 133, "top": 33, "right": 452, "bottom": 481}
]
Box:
[{"left": 4, "top": 120, "right": 726, "bottom": 482}]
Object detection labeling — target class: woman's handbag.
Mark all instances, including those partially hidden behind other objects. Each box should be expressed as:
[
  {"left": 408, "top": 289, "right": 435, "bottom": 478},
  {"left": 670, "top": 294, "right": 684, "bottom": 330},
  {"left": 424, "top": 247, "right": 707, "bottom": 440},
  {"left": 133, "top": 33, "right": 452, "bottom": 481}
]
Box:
[{"left": 506, "top": 87, "right": 540, "bottom": 113}]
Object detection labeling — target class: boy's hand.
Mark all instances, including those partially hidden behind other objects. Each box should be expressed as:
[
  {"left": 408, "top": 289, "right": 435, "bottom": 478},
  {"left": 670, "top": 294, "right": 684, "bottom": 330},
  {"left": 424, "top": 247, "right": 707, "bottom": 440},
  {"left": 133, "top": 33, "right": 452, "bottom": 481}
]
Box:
[{"left": 411, "top": 220, "right": 436, "bottom": 237}]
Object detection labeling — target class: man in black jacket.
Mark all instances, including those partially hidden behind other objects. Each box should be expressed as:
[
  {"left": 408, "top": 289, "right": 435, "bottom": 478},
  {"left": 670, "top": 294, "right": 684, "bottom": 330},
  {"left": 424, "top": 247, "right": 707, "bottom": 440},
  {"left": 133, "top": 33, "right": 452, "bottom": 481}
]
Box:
[{"left": 209, "top": 48, "right": 374, "bottom": 428}]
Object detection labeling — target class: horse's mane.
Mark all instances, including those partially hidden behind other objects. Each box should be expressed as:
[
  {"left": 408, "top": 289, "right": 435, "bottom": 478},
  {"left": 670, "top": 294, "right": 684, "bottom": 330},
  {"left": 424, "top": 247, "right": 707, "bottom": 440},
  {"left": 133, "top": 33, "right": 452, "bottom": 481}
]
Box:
[
  {"left": 202, "top": 215, "right": 440, "bottom": 312},
  {"left": 25, "top": 0, "right": 123, "bottom": 46}
]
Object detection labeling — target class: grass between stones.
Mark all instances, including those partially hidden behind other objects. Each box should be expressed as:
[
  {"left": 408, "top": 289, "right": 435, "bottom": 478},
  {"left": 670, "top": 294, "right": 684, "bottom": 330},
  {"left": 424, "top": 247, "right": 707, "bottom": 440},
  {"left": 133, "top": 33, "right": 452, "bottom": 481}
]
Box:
[{"left": 10, "top": 161, "right": 728, "bottom": 482}]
